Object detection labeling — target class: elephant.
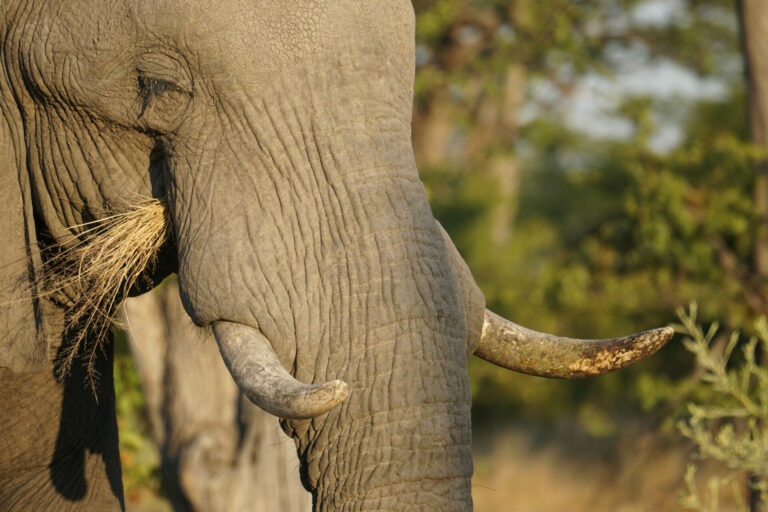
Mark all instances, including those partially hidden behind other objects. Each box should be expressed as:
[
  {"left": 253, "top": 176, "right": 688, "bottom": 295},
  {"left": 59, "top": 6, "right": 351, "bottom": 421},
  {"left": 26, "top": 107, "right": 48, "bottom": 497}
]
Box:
[{"left": 0, "top": 1, "right": 672, "bottom": 511}]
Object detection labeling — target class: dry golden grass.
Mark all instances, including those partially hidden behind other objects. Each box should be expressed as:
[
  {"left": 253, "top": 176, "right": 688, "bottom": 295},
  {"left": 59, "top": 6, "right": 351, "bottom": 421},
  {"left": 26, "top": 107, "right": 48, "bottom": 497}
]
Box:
[
  {"left": 35, "top": 198, "right": 169, "bottom": 384},
  {"left": 472, "top": 425, "right": 743, "bottom": 512}
]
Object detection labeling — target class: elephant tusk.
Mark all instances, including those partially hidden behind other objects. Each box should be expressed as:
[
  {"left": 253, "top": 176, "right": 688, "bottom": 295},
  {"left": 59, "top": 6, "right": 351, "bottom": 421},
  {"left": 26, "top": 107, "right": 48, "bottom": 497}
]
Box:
[
  {"left": 212, "top": 321, "right": 349, "bottom": 419},
  {"left": 473, "top": 309, "right": 673, "bottom": 378}
]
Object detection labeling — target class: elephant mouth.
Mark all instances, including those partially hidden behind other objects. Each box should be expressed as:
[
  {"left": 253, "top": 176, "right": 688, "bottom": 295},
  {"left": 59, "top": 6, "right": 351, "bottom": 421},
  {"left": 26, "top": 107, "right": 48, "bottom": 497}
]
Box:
[{"left": 32, "top": 198, "right": 170, "bottom": 380}]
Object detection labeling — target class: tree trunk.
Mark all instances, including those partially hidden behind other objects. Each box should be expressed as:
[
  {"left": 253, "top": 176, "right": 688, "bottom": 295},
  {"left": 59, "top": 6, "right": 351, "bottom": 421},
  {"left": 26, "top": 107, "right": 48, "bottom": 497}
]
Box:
[
  {"left": 738, "top": 2, "right": 768, "bottom": 510},
  {"left": 122, "top": 281, "right": 312, "bottom": 512},
  {"left": 740, "top": 0, "right": 768, "bottom": 279}
]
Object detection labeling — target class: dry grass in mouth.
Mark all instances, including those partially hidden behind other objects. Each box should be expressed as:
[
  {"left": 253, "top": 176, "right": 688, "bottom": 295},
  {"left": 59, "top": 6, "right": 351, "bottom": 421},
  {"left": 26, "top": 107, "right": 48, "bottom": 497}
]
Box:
[{"left": 35, "top": 198, "right": 169, "bottom": 385}]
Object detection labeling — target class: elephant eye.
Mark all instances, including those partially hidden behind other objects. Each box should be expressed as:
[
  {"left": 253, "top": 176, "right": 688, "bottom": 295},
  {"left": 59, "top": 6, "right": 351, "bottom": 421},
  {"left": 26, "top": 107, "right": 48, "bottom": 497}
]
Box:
[
  {"left": 138, "top": 76, "right": 179, "bottom": 98},
  {"left": 136, "top": 74, "right": 191, "bottom": 133}
]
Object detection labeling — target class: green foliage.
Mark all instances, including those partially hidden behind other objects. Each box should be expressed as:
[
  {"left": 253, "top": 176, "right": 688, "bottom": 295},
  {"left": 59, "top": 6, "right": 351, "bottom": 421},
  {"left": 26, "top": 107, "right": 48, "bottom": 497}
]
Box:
[
  {"left": 682, "top": 465, "right": 749, "bottom": 512},
  {"left": 677, "top": 304, "right": 768, "bottom": 510},
  {"left": 411, "top": 0, "right": 764, "bottom": 434},
  {"left": 113, "top": 329, "right": 163, "bottom": 502}
]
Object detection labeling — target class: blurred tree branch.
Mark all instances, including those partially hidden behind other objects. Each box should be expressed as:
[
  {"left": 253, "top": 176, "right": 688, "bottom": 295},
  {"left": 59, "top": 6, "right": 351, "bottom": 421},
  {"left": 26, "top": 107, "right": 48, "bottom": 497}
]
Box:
[{"left": 122, "top": 282, "right": 311, "bottom": 512}]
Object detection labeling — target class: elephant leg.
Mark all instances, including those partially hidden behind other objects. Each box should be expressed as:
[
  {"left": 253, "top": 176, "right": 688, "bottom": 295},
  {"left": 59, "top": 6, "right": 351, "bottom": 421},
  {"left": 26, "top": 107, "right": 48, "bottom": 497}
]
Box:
[{"left": 0, "top": 342, "right": 123, "bottom": 511}]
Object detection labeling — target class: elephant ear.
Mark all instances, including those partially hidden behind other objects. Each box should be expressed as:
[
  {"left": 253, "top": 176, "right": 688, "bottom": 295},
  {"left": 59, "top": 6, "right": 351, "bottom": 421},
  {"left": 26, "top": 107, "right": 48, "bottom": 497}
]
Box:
[{"left": 0, "top": 93, "right": 48, "bottom": 371}]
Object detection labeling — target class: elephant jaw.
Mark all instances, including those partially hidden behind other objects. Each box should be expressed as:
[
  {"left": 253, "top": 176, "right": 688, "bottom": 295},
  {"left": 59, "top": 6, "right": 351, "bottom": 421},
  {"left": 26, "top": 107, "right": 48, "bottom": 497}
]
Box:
[{"left": 212, "top": 321, "right": 348, "bottom": 419}]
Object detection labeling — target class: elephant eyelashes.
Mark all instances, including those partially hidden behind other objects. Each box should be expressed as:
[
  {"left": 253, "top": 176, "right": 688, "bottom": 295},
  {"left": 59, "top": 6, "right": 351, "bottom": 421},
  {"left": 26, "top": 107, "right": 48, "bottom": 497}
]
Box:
[
  {"left": 136, "top": 75, "right": 191, "bottom": 133},
  {"left": 139, "top": 76, "right": 178, "bottom": 98}
]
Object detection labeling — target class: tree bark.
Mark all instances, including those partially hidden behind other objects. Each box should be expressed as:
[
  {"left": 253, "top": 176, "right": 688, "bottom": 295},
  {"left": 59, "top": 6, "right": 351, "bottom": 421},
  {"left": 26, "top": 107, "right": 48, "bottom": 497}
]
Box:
[
  {"left": 738, "top": 2, "right": 768, "bottom": 510},
  {"left": 740, "top": 0, "right": 768, "bottom": 279},
  {"left": 122, "top": 281, "right": 312, "bottom": 512}
]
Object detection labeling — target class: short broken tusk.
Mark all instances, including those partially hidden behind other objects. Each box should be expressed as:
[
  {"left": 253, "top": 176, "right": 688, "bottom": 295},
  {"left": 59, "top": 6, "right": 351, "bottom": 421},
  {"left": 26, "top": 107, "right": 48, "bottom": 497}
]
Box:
[
  {"left": 212, "top": 321, "right": 349, "bottom": 419},
  {"left": 474, "top": 309, "right": 673, "bottom": 378}
]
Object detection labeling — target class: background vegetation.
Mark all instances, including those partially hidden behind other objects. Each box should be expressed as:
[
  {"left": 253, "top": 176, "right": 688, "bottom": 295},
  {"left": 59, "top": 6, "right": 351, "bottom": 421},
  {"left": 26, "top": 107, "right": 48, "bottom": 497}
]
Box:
[
  {"left": 117, "top": 1, "right": 768, "bottom": 510},
  {"left": 412, "top": 0, "right": 748, "bottom": 429}
]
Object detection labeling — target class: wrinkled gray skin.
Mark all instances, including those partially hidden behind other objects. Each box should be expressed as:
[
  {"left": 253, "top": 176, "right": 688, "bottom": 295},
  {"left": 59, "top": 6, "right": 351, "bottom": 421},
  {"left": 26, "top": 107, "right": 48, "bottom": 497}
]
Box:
[
  {"left": 0, "top": 1, "right": 485, "bottom": 510},
  {"left": 0, "top": 0, "right": 674, "bottom": 509}
]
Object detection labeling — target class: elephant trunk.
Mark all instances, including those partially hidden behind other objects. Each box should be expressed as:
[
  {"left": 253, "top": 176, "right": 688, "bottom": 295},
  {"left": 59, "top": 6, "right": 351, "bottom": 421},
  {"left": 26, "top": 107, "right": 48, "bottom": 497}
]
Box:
[
  {"left": 162, "top": 39, "right": 479, "bottom": 504},
  {"left": 281, "top": 226, "right": 474, "bottom": 510},
  {"left": 200, "top": 224, "right": 475, "bottom": 510},
  {"left": 171, "top": 152, "right": 476, "bottom": 508}
]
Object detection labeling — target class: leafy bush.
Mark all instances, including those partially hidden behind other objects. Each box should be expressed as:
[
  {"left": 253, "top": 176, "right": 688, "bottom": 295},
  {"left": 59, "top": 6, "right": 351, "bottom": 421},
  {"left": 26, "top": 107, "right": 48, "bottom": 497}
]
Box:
[
  {"left": 677, "top": 304, "right": 768, "bottom": 510},
  {"left": 113, "top": 329, "right": 164, "bottom": 504}
]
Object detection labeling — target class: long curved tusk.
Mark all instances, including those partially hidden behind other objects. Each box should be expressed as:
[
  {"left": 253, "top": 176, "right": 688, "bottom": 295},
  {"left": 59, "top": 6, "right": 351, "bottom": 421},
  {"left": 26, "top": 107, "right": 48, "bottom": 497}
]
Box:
[
  {"left": 474, "top": 310, "right": 673, "bottom": 378},
  {"left": 212, "top": 321, "right": 349, "bottom": 419}
]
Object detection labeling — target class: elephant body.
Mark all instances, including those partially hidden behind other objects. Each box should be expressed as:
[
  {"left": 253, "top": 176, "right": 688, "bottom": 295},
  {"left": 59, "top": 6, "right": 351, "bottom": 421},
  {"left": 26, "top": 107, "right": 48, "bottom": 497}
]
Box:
[{"left": 0, "top": 1, "right": 670, "bottom": 510}]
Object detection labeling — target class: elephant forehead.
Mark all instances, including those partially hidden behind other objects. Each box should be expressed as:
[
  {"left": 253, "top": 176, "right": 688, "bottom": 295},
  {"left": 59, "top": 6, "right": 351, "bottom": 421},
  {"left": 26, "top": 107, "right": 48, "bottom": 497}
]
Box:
[{"left": 135, "top": 0, "right": 415, "bottom": 80}]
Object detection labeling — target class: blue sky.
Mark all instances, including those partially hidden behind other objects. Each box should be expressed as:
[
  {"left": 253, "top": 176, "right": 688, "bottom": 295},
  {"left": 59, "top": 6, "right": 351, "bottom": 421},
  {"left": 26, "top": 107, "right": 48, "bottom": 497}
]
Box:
[{"left": 545, "top": 0, "right": 734, "bottom": 152}]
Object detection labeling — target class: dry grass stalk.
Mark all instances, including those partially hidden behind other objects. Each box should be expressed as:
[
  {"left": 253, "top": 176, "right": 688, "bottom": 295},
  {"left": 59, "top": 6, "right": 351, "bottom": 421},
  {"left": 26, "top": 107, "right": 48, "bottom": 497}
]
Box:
[{"left": 36, "top": 198, "right": 169, "bottom": 385}]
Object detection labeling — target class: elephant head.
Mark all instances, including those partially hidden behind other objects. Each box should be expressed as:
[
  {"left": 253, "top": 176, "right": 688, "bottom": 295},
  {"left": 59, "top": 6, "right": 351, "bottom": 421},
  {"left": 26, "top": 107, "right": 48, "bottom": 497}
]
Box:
[{"left": 0, "top": 1, "right": 671, "bottom": 510}]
